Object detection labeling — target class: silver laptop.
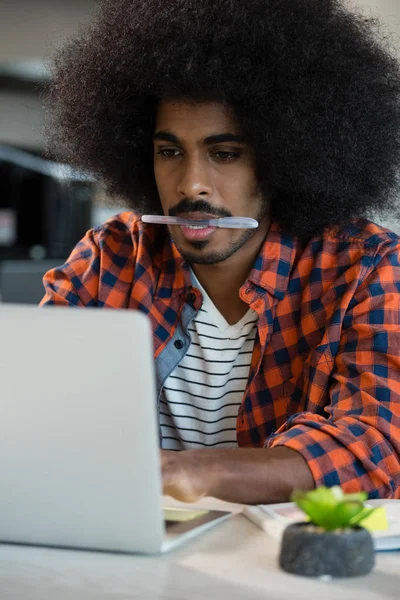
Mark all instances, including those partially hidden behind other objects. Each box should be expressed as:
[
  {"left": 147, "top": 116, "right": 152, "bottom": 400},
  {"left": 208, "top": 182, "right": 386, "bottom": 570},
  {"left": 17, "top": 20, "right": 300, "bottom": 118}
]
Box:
[{"left": 0, "top": 305, "right": 230, "bottom": 554}]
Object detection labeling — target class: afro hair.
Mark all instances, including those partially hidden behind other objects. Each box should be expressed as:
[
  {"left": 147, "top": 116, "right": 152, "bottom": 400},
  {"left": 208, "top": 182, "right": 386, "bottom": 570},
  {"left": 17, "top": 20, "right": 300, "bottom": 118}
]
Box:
[{"left": 45, "top": 0, "right": 400, "bottom": 240}]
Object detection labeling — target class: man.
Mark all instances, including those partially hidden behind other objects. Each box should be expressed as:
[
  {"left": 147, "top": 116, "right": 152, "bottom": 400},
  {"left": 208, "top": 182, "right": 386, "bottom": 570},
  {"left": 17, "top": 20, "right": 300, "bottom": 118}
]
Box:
[{"left": 42, "top": 0, "right": 400, "bottom": 503}]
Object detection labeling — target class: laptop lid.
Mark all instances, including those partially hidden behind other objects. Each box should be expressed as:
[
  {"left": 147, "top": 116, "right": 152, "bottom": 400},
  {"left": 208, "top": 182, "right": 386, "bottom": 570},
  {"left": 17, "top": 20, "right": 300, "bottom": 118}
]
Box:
[{"left": 0, "top": 304, "right": 165, "bottom": 554}]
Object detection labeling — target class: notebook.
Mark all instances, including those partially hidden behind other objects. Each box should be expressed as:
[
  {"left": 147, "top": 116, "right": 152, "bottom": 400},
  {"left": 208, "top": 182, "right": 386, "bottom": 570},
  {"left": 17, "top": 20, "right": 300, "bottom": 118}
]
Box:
[{"left": 243, "top": 500, "right": 400, "bottom": 551}]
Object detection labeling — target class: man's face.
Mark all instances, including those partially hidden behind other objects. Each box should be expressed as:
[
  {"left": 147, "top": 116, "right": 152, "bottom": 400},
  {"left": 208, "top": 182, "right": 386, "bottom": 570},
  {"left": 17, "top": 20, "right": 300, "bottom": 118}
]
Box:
[{"left": 153, "top": 99, "right": 269, "bottom": 264}]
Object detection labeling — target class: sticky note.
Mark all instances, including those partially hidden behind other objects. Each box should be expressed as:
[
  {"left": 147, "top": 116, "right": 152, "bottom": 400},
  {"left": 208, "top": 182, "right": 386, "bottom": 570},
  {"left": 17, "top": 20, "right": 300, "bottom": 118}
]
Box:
[
  {"left": 163, "top": 507, "right": 208, "bottom": 522},
  {"left": 359, "top": 506, "right": 388, "bottom": 532}
]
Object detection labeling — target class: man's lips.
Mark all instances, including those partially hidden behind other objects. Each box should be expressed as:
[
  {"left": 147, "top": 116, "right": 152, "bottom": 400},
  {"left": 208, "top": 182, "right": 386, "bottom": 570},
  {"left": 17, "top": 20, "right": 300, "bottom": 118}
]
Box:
[
  {"left": 179, "top": 224, "right": 217, "bottom": 241},
  {"left": 173, "top": 213, "right": 222, "bottom": 242}
]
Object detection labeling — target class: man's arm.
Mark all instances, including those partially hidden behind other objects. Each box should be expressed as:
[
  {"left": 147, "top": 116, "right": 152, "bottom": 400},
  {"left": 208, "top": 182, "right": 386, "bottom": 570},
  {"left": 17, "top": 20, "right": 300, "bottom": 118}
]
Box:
[
  {"left": 162, "top": 446, "right": 314, "bottom": 504},
  {"left": 266, "top": 248, "right": 400, "bottom": 499},
  {"left": 40, "top": 228, "right": 101, "bottom": 306},
  {"left": 40, "top": 214, "right": 138, "bottom": 307},
  {"left": 162, "top": 244, "right": 400, "bottom": 503}
]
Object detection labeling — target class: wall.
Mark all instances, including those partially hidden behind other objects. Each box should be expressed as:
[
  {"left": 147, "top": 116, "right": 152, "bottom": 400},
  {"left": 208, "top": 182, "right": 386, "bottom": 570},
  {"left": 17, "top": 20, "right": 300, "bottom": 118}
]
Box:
[
  {"left": 0, "top": 1, "right": 96, "bottom": 150},
  {"left": 0, "top": 0, "right": 96, "bottom": 61},
  {"left": 353, "top": 0, "right": 400, "bottom": 29}
]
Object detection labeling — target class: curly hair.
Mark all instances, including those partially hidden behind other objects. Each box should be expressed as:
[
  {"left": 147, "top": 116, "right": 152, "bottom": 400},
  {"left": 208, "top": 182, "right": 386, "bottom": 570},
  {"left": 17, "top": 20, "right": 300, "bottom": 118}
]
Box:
[{"left": 44, "top": 0, "right": 400, "bottom": 240}]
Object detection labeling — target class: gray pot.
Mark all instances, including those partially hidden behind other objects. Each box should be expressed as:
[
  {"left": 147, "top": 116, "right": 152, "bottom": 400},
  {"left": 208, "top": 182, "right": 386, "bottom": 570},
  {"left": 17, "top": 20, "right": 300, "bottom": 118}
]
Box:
[{"left": 279, "top": 522, "right": 375, "bottom": 577}]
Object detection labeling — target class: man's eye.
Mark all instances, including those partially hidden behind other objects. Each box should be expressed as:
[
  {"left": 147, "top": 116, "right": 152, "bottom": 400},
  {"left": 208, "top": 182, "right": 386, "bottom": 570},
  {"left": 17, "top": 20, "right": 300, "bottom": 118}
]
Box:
[
  {"left": 214, "top": 151, "right": 241, "bottom": 161},
  {"left": 157, "top": 149, "right": 181, "bottom": 158}
]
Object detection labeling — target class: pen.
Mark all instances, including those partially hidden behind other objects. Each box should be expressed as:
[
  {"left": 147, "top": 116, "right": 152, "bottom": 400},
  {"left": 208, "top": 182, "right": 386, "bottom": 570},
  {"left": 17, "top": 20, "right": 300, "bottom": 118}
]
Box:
[{"left": 141, "top": 215, "right": 259, "bottom": 229}]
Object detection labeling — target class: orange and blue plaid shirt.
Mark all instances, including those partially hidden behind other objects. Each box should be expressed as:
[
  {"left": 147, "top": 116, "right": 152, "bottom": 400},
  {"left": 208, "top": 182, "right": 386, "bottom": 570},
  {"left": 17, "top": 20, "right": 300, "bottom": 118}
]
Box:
[{"left": 41, "top": 211, "right": 400, "bottom": 498}]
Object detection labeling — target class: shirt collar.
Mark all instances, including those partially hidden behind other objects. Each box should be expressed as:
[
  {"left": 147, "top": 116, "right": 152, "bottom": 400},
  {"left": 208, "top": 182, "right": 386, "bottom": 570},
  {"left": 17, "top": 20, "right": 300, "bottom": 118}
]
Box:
[
  {"left": 154, "top": 232, "right": 192, "bottom": 298},
  {"left": 246, "top": 221, "right": 299, "bottom": 300}
]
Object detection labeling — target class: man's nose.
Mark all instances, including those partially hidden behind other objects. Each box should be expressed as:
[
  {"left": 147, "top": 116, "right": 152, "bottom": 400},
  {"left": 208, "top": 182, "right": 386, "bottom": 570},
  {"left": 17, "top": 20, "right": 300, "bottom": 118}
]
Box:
[{"left": 177, "top": 156, "right": 213, "bottom": 199}]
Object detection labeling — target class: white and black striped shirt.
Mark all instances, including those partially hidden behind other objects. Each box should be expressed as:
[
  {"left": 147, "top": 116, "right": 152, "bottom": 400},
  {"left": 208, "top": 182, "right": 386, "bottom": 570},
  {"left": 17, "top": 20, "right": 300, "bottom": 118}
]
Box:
[{"left": 161, "top": 274, "right": 258, "bottom": 450}]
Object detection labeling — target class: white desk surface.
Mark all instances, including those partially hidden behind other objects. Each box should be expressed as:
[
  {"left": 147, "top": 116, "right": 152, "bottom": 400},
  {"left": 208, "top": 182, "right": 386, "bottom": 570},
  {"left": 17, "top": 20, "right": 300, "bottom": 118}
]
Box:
[{"left": 0, "top": 497, "right": 398, "bottom": 600}]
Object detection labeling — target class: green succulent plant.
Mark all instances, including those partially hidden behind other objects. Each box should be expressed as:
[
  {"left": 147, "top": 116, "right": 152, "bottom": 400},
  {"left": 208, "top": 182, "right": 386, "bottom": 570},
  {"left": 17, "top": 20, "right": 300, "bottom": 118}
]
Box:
[{"left": 291, "top": 486, "right": 376, "bottom": 532}]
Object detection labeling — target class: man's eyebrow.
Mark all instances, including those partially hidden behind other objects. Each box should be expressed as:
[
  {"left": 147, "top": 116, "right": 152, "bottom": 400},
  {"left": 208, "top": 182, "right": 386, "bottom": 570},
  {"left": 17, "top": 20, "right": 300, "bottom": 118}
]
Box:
[
  {"left": 153, "top": 131, "right": 248, "bottom": 145},
  {"left": 203, "top": 133, "right": 248, "bottom": 145},
  {"left": 153, "top": 131, "right": 180, "bottom": 143}
]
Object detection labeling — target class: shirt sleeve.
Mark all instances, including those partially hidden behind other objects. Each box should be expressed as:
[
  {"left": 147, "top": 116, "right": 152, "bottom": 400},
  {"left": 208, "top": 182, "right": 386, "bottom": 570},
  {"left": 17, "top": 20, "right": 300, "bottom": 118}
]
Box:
[
  {"left": 40, "top": 228, "right": 101, "bottom": 306},
  {"left": 266, "top": 244, "right": 400, "bottom": 499}
]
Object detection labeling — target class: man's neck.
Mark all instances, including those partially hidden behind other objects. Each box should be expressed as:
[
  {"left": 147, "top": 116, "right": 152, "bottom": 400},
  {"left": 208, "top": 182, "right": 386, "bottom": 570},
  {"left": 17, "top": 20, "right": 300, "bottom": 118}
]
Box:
[{"left": 191, "top": 217, "right": 270, "bottom": 325}]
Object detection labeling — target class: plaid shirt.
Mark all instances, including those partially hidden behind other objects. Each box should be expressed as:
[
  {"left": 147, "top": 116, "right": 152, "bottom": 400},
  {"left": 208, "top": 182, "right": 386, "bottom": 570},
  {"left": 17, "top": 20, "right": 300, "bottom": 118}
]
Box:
[{"left": 41, "top": 211, "right": 400, "bottom": 498}]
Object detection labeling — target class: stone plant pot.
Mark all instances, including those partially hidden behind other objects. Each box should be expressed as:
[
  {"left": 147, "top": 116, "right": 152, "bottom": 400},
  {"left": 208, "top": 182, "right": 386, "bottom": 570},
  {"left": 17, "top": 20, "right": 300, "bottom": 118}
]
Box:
[{"left": 279, "top": 522, "right": 375, "bottom": 577}]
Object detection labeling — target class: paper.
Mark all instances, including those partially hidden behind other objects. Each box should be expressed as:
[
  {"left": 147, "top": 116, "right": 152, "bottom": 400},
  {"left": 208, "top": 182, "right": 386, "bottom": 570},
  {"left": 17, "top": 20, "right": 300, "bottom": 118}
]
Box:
[{"left": 163, "top": 507, "right": 209, "bottom": 522}]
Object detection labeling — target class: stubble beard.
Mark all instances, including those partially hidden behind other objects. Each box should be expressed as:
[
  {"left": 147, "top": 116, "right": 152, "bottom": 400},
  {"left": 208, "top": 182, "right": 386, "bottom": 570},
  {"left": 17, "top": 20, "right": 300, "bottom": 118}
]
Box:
[
  {"left": 172, "top": 199, "right": 269, "bottom": 265},
  {"left": 175, "top": 228, "right": 255, "bottom": 265}
]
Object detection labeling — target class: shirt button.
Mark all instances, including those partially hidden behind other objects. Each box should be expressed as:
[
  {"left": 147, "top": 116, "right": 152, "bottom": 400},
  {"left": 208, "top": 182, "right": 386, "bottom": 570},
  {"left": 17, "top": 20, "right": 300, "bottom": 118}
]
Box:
[
  {"left": 174, "top": 340, "right": 184, "bottom": 350},
  {"left": 245, "top": 288, "right": 252, "bottom": 294},
  {"left": 186, "top": 292, "right": 196, "bottom": 304}
]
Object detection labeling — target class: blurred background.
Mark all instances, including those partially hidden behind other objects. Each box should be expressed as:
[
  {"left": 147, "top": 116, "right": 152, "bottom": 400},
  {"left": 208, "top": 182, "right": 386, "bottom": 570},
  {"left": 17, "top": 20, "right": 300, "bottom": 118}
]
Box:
[{"left": 0, "top": 0, "right": 399, "bottom": 303}]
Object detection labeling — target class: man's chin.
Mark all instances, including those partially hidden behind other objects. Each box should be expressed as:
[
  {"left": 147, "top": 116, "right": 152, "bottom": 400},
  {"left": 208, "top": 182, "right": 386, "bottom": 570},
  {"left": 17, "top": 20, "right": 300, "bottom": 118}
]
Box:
[
  {"left": 185, "top": 240, "right": 209, "bottom": 252},
  {"left": 171, "top": 235, "right": 210, "bottom": 257},
  {"left": 172, "top": 228, "right": 255, "bottom": 265},
  {"left": 177, "top": 245, "right": 237, "bottom": 265}
]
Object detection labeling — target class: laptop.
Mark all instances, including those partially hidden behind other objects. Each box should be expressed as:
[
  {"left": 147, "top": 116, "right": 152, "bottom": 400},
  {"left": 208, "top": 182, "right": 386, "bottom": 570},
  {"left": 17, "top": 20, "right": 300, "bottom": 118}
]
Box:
[{"left": 0, "top": 304, "right": 231, "bottom": 554}]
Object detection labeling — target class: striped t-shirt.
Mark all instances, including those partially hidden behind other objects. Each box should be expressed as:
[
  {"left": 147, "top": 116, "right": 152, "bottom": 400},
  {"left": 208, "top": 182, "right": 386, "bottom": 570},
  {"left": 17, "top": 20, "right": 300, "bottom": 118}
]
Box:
[{"left": 161, "top": 273, "right": 258, "bottom": 450}]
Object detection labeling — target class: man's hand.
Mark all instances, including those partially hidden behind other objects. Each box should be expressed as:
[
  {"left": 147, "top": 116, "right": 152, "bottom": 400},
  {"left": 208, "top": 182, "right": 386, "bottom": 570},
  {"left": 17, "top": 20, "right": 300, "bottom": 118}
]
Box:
[
  {"left": 161, "top": 449, "right": 218, "bottom": 502},
  {"left": 161, "top": 446, "right": 315, "bottom": 504}
]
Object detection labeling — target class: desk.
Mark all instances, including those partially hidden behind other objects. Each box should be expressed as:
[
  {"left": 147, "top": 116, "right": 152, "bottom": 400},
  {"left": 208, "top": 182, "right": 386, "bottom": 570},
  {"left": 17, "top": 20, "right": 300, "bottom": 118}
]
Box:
[{"left": 0, "top": 498, "right": 398, "bottom": 600}]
